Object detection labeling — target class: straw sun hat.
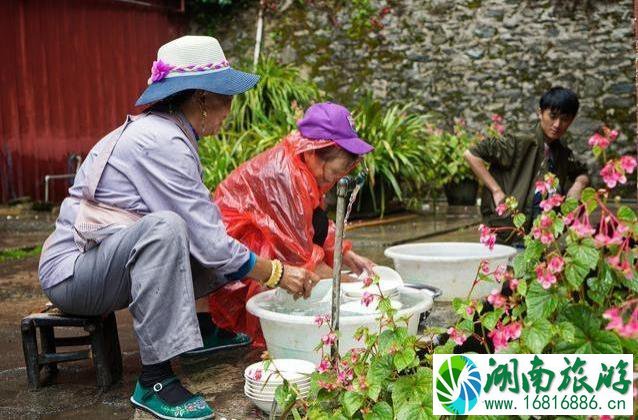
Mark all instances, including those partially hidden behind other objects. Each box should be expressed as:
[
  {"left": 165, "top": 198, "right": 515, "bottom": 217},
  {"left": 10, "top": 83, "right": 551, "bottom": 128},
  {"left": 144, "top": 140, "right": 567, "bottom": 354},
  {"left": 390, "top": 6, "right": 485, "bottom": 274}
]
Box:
[{"left": 135, "top": 35, "right": 259, "bottom": 106}]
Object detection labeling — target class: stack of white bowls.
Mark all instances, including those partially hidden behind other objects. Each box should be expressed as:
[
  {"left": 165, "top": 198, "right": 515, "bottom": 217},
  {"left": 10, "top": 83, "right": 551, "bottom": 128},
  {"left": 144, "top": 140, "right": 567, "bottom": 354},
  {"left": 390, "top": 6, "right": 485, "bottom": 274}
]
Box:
[{"left": 244, "top": 359, "right": 314, "bottom": 414}]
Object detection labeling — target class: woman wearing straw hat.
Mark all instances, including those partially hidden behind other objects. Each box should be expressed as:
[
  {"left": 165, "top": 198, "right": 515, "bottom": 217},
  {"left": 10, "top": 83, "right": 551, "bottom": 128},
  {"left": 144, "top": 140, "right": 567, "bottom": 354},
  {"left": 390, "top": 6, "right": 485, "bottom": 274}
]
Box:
[{"left": 38, "top": 36, "right": 319, "bottom": 419}]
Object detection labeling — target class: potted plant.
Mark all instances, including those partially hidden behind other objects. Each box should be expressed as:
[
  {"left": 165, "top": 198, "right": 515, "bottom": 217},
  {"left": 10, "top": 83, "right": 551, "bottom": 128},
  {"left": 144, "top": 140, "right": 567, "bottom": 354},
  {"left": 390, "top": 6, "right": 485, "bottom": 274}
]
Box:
[{"left": 350, "top": 93, "right": 433, "bottom": 218}]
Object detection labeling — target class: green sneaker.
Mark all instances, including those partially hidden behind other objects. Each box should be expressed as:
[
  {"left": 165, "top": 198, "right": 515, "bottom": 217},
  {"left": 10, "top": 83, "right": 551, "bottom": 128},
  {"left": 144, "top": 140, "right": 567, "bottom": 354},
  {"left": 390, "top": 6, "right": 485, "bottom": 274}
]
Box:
[{"left": 130, "top": 378, "right": 214, "bottom": 419}]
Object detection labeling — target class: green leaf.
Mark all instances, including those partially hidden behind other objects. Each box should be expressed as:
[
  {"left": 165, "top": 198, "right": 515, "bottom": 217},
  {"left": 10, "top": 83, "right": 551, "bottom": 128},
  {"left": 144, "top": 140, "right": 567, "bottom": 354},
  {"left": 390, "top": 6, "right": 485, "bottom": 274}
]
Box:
[
  {"left": 566, "top": 241, "right": 599, "bottom": 270},
  {"left": 517, "top": 278, "right": 528, "bottom": 297},
  {"left": 557, "top": 321, "right": 576, "bottom": 343},
  {"left": 366, "top": 355, "right": 393, "bottom": 394},
  {"left": 341, "top": 391, "right": 365, "bottom": 417},
  {"left": 513, "top": 213, "right": 526, "bottom": 229},
  {"left": 378, "top": 329, "right": 397, "bottom": 353},
  {"left": 620, "top": 337, "right": 638, "bottom": 358},
  {"left": 433, "top": 340, "right": 455, "bottom": 354},
  {"left": 513, "top": 253, "right": 527, "bottom": 278},
  {"left": 556, "top": 304, "right": 622, "bottom": 354},
  {"left": 526, "top": 281, "right": 560, "bottom": 322},
  {"left": 564, "top": 259, "right": 590, "bottom": 289},
  {"left": 521, "top": 319, "right": 554, "bottom": 353},
  {"left": 561, "top": 197, "right": 579, "bottom": 214},
  {"left": 395, "top": 403, "right": 435, "bottom": 420},
  {"left": 364, "top": 401, "right": 393, "bottom": 420},
  {"left": 392, "top": 368, "right": 433, "bottom": 413},
  {"left": 552, "top": 218, "right": 565, "bottom": 237},
  {"left": 617, "top": 205, "right": 637, "bottom": 223},
  {"left": 580, "top": 187, "right": 598, "bottom": 213},
  {"left": 523, "top": 239, "right": 544, "bottom": 265},
  {"left": 586, "top": 265, "right": 615, "bottom": 305},
  {"left": 394, "top": 347, "right": 417, "bottom": 372},
  {"left": 481, "top": 308, "right": 504, "bottom": 331}
]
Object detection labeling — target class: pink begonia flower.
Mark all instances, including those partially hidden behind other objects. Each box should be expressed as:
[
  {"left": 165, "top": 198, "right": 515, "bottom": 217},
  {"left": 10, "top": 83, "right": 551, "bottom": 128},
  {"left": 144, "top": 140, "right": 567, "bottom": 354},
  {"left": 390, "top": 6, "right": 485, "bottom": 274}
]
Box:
[
  {"left": 314, "top": 314, "right": 331, "bottom": 327},
  {"left": 362, "top": 276, "right": 373, "bottom": 287},
  {"left": 569, "top": 208, "right": 595, "bottom": 237},
  {"left": 621, "top": 308, "right": 638, "bottom": 338},
  {"left": 539, "top": 194, "right": 564, "bottom": 212},
  {"left": 252, "top": 368, "right": 263, "bottom": 381},
  {"left": 493, "top": 265, "right": 508, "bottom": 282},
  {"left": 594, "top": 216, "right": 624, "bottom": 248},
  {"left": 600, "top": 161, "right": 627, "bottom": 189},
  {"left": 491, "top": 114, "right": 503, "bottom": 124},
  {"left": 607, "top": 255, "right": 633, "bottom": 279},
  {"left": 488, "top": 321, "right": 522, "bottom": 352},
  {"left": 149, "top": 59, "right": 174, "bottom": 83},
  {"left": 494, "top": 123, "right": 505, "bottom": 135},
  {"left": 447, "top": 327, "right": 468, "bottom": 346},
  {"left": 321, "top": 332, "right": 337, "bottom": 346},
  {"left": 487, "top": 289, "right": 506, "bottom": 308},
  {"left": 535, "top": 263, "right": 557, "bottom": 289},
  {"left": 337, "top": 367, "right": 354, "bottom": 385},
  {"left": 466, "top": 306, "right": 475, "bottom": 316},
  {"left": 506, "top": 322, "right": 522, "bottom": 340},
  {"left": 547, "top": 255, "right": 564, "bottom": 274},
  {"left": 588, "top": 132, "right": 610, "bottom": 149},
  {"left": 610, "top": 307, "right": 638, "bottom": 338},
  {"left": 535, "top": 180, "right": 548, "bottom": 195},
  {"left": 540, "top": 230, "right": 554, "bottom": 245},
  {"left": 495, "top": 202, "right": 507, "bottom": 216},
  {"left": 479, "top": 259, "right": 490, "bottom": 275},
  {"left": 509, "top": 278, "right": 520, "bottom": 292},
  {"left": 540, "top": 214, "right": 553, "bottom": 228},
  {"left": 479, "top": 224, "right": 496, "bottom": 250},
  {"left": 360, "top": 291, "right": 375, "bottom": 307},
  {"left": 608, "top": 129, "right": 619, "bottom": 141},
  {"left": 317, "top": 359, "right": 331, "bottom": 373},
  {"left": 619, "top": 155, "right": 637, "bottom": 173}
]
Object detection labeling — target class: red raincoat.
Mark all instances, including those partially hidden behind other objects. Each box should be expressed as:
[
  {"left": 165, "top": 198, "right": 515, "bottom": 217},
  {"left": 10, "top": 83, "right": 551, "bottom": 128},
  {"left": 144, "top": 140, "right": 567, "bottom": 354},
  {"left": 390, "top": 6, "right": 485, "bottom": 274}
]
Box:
[{"left": 208, "top": 131, "right": 353, "bottom": 347}]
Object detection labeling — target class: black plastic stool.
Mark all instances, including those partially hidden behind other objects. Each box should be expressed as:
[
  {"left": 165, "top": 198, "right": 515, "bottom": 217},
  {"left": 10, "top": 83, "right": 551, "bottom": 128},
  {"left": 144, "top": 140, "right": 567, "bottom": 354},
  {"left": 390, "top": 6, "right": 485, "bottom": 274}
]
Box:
[{"left": 21, "top": 306, "right": 123, "bottom": 389}]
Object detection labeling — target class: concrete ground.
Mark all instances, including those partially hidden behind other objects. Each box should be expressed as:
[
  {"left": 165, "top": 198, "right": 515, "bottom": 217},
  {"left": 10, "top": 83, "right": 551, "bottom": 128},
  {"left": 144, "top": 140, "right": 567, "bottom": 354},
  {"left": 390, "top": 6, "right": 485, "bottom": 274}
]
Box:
[{"left": 0, "top": 204, "right": 479, "bottom": 419}]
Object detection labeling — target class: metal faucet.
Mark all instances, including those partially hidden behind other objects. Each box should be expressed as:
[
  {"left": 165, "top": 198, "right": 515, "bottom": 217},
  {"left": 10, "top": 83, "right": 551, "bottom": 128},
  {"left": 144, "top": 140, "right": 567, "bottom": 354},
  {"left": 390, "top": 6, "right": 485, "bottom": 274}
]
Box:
[{"left": 329, "top": 170, "right": 367, "bottom": 359}]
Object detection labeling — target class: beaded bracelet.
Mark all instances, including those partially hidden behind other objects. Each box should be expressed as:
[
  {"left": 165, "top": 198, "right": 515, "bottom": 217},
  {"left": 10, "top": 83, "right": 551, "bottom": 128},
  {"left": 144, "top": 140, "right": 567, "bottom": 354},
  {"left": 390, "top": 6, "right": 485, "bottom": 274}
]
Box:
[{"left": 265, "top": 259, "right": 284, "bottom": 288}]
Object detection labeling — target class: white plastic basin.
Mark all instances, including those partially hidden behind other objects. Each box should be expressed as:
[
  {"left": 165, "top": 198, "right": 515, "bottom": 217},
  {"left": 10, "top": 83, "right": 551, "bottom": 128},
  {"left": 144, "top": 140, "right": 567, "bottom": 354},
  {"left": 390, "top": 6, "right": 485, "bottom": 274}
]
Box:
[
  {"left": 246, "top": 287, "right": 434, "bottom": 364},
  {"left": 384, "top": 242, "right": 517, "bottom": 301}
]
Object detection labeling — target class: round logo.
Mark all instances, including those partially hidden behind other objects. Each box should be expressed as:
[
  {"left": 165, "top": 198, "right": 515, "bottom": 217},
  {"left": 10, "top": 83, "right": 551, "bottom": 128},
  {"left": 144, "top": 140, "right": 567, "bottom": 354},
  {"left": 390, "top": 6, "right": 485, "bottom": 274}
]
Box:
[{"left": 435, "top": 355, "right": 482, "bottom": 415}]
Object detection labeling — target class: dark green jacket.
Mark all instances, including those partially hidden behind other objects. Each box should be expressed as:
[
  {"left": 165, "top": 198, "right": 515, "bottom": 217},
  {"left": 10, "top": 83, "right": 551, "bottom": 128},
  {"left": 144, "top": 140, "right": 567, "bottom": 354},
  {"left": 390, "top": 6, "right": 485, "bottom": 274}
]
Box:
[{"left": 469, "top": 125, "right": 587, "bottom": 231}]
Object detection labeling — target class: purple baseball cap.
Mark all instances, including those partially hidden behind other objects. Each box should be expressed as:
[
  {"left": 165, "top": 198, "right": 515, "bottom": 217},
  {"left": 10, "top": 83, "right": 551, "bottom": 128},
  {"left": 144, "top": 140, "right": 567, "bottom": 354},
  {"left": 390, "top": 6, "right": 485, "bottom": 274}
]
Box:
[{"left": 297, "top": 102, "right": 374, "bottom": 155}]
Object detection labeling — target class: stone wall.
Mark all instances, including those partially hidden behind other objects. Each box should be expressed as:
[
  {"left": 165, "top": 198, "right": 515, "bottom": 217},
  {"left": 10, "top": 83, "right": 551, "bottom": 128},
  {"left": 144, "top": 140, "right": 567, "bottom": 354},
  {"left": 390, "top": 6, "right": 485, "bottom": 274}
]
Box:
[{"left": 206, "top": 0, "right": 636, "bottom": 193}]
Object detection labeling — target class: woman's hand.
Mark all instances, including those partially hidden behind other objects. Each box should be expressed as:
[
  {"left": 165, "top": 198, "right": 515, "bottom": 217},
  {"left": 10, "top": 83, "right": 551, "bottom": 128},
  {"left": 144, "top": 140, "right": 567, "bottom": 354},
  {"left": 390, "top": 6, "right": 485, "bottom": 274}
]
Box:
[
  {"left": 342, "top": 250, "right": 375, "bottom": 275},
  {"left": 492, "top": 188, "right": 506, "bottom": 207},
  {"left": 279, "top": 265, "right": 320, "bottom": 299}
]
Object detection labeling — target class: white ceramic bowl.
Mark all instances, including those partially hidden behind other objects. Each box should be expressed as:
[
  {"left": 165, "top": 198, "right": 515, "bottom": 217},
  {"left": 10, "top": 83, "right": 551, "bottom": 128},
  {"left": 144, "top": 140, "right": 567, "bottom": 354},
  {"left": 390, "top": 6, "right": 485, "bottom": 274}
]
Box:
[
  {"left": 341, "top": 265, "right": 403, "bottom": 297},
  {"left": 384, "top": 242, "right": 516, "bottom": 300},
  {"left": 244, "top": 384, "right": 310, "bottom": 399},
  {"left": 244, "top": 359, "right": 315, "bottom": 383}
]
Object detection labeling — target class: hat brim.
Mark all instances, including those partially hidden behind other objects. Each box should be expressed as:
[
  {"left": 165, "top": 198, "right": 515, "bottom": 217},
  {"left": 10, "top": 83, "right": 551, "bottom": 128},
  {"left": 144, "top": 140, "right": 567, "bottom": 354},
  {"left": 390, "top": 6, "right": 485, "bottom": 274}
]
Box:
[
  {"left": 334, "top": 137, "right": 375, "bottom": 155},
  {"left": 135, "top": 68, "right": 259, "bottom": 106}
]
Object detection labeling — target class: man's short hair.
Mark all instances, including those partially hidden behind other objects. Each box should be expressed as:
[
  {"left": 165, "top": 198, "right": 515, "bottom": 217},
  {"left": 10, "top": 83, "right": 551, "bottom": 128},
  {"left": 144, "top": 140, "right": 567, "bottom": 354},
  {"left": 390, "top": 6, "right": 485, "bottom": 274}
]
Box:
[{"left": 539, "top": 86, "right": 579, "bottom": 117}]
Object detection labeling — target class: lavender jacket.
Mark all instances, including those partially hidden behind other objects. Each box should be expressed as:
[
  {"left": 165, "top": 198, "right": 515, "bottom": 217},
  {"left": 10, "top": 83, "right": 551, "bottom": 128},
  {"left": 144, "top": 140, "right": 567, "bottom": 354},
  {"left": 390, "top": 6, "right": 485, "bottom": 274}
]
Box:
[{"left": 39, "top": 113, "right": 251, "bottom": 290}]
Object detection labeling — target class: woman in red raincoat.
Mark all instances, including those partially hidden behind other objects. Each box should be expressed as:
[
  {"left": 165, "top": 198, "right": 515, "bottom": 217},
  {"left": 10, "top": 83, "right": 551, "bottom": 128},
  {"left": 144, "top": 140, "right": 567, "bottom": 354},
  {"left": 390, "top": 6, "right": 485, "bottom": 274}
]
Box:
[{"left": 209, "top": 102, "right": 376, "bottom": 347}]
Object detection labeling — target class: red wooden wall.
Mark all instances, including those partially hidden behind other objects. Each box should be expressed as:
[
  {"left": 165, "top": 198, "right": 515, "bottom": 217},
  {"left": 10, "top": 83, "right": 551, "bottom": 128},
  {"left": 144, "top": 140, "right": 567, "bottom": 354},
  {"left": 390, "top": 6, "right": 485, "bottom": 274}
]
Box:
[{"left": 0, "top": 0, "right": 186, "bottom": 203}]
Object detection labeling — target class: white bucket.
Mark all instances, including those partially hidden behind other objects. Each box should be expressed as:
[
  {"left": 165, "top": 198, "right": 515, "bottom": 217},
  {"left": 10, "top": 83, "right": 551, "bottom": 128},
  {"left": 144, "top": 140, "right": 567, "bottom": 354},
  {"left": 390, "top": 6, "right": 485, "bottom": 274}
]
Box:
[
  {"left": 384, "top": 242, "right": 517, "bottom": 301},
  {"left": 246, "top": 287, "right": 434, "bottom": 364}
]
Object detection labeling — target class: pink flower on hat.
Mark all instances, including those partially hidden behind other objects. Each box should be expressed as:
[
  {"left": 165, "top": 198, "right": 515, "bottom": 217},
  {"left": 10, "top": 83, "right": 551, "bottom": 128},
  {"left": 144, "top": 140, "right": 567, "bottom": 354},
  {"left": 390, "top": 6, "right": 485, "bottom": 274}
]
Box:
[{"left": 149, "top": 59, "right": 174, "bottom": 83}]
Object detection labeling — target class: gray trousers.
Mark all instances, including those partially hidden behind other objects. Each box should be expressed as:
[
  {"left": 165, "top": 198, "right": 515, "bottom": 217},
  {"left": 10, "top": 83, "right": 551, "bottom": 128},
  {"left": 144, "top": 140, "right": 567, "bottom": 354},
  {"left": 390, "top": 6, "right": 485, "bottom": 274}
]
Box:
[{"left": 44, "top": 211, "right": 229, "bottom": 364}]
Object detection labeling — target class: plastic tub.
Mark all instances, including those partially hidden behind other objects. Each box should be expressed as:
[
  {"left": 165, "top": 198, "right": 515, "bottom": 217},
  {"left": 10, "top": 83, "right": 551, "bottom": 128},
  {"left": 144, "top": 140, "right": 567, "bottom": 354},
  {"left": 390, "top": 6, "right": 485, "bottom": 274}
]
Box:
[
  {"left": 246, "top": 287, "right": 434, "bottom": 364},
  {"left": 384, "top": 242, "right": 517, "bottom": 301}
]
